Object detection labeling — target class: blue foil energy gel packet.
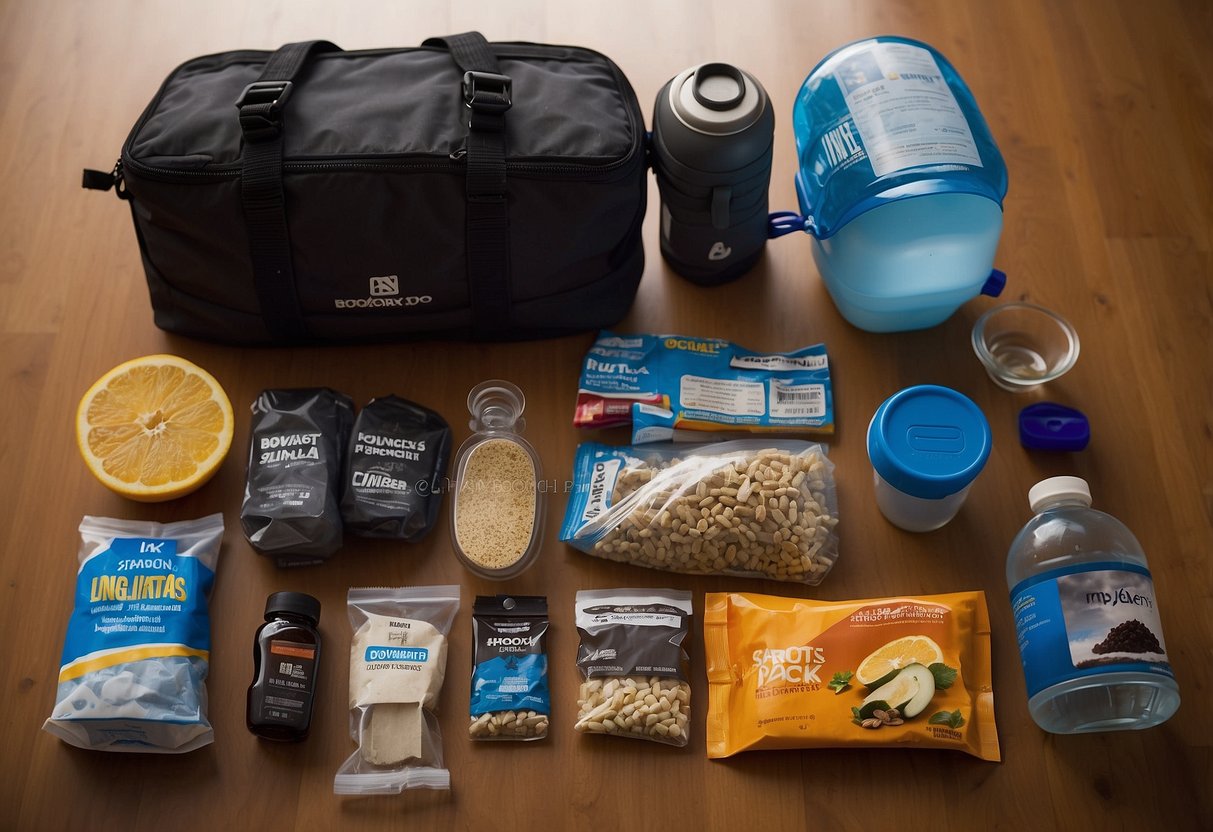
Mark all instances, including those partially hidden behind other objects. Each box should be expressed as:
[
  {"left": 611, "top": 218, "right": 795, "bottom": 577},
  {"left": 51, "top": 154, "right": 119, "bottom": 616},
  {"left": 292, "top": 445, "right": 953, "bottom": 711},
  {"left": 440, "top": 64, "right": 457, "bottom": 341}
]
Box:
[
  {"left": 44, "top": 514, "right": 223, "bottom": 753},
  {"left": 573, "top": 332, "right": 834, "bottom": 442}
]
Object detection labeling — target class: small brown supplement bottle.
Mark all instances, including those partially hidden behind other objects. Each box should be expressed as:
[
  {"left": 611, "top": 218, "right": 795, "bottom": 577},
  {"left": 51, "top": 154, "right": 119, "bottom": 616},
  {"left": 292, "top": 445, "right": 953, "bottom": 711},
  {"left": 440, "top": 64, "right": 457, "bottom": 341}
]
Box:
[{"left": 247, "top": 591, "right": 322, "bottom": 741}]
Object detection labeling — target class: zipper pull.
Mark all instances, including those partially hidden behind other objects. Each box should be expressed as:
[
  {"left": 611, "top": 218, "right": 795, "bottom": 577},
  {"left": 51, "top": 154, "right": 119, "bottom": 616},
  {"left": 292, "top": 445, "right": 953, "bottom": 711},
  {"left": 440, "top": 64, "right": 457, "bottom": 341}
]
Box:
[{"left": 81, "top": 159, "right": 128, "bottom": 199}]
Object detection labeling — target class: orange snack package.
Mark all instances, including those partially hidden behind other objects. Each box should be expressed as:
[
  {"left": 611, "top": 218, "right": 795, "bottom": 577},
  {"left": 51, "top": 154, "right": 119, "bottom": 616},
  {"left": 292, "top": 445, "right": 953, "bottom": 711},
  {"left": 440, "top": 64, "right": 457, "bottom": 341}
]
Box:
[{"left": 705, "top": 591, "right": 999, "bottom": 761}]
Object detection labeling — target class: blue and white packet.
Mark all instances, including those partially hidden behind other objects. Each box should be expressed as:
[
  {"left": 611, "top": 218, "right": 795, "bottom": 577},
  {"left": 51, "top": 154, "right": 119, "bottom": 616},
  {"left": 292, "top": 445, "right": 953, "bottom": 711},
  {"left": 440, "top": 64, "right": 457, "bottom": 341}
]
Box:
[
  {"left": 43, "top": 514, "right": 223, "bottom": 753},
  {"left": 573, "top": 332, "right": 834, "bottom": 442},
  {"left": 469, "top": 595, "right": 550, "bottom": 740}
]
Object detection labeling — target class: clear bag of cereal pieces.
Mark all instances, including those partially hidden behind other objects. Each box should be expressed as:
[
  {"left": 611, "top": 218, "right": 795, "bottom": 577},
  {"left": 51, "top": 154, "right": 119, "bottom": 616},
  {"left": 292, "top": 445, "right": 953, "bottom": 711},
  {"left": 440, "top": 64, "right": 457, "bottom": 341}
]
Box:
[
  {"left": 573, "top": 589, "right": 692, "bottom": 746},
  {"left": 560, "top": 440, "right": 839, "bottom": 584}
]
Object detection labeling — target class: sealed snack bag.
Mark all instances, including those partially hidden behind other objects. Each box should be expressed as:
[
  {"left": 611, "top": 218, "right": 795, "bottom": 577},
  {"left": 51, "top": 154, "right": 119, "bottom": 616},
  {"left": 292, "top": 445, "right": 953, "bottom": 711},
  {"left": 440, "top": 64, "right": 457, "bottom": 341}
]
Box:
[
  {"left": 341, "top": 396, "right": 452, "bottom": 541},
  {"left": 574, "top": 589, "right": 692, "bottom": 746},
  {"left": 44, "top": 515, "right": 223, "bottom": 753},
  {"left": 334, "top": 586, "right": 459, "bottom": 794},
  {"left": 468, "top": 595, "right": 550, "bottom": 740},
  {"left": 561, "top": 440, "right": 839, "bottom": 584},
  {"left": 573, "top": 331, "right": 834, "bottom": 441},
  {"left": 704, "top": 591, "right": 999, "bottom": 761},
  {"left": 241, "top": 387, "right": 354, "bottom": 566}
]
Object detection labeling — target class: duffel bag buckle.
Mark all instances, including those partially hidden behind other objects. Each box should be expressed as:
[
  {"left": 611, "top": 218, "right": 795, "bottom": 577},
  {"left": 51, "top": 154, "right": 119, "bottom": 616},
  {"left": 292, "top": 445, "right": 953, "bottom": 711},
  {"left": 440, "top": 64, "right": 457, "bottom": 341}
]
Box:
[
  {"left": 235, "top": 81, "right": 294, "bottom": 141},
  {"left": 462, "top": 71, "right": 511, "bottom": 130}
]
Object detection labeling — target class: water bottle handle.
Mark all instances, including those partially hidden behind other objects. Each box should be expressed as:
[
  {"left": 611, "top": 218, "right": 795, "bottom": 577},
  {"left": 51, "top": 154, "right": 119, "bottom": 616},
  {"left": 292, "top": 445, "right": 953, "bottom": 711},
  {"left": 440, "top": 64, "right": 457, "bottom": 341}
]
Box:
[{"left": 767, "top": 211, "right": 818, "bottom": 238}]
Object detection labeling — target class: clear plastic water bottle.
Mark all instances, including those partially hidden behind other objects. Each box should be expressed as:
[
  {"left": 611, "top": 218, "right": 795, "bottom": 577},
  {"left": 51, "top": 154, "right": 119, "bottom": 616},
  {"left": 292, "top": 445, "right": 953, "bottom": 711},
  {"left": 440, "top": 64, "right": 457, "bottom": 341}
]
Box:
[{"left": 1007, "top": 476, "right": 1180, "bottom": 733}]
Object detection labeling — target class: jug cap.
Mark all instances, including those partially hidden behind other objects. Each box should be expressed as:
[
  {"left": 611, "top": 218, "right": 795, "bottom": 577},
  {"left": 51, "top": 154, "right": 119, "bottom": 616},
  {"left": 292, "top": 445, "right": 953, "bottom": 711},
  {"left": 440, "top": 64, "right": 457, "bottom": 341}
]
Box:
[
  {"left": 669, "top": 63, "right": 766, "bottom": 136},
  {"left": 1019, "top": 402, "right": 1090, "bottom": 451},
  {"left": 867, "top": 385, "right": 991, "bottom": 499}
]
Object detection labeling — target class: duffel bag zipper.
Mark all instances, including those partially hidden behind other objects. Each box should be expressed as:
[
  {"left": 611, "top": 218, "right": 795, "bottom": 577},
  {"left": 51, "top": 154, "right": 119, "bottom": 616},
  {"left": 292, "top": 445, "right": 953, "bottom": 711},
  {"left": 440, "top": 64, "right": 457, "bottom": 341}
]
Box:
[
  {"left": 114, "top": 148, "right": 640, "bottom": 194},
  {"left": 81, "top": 160, "right": 130, "bottom": 199}
]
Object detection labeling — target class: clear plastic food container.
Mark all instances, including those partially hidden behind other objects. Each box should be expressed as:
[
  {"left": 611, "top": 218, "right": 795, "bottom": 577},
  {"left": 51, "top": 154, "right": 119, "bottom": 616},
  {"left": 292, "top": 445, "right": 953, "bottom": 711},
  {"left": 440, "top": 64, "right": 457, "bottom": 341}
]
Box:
[
  {"left": 867, "top": 385, "right": 991, "bottom": 532},
  {"left": 450, "top": 381, "right": 544, "bottom": 580}
]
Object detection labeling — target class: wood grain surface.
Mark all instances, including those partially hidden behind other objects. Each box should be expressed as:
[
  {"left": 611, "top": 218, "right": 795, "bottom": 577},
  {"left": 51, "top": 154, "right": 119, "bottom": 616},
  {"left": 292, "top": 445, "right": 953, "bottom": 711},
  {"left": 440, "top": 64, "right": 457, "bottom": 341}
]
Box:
[{"left": 2, "top": 1, "right": 1210, "bottom": 829}]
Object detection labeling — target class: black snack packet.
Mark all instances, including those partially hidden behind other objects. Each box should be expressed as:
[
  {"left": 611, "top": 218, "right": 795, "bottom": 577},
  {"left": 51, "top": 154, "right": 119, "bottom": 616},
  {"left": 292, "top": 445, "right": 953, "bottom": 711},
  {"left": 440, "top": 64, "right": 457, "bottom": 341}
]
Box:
[
  {"left": 341, "top": 396, "right": 451, "bottom": 540},
  {"left": 241, "top": 388, "right": 354, "bottom": 566},
  {"left": 469, "top": 596, "right": 550, "bottom": 740}
]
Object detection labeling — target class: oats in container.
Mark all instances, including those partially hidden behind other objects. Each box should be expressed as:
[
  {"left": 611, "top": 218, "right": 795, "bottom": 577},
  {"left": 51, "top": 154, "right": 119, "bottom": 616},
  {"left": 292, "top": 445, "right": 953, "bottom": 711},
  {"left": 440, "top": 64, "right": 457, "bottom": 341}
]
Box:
[{"left": 451, "top": 381, "right": 544, "bottom": 580}]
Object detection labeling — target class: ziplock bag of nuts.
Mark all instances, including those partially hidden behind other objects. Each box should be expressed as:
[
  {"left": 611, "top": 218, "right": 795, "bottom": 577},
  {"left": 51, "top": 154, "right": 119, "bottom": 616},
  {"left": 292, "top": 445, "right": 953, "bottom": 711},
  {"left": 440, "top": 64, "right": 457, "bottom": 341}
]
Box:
[
  {"left": 704, "top": 591, "right": 1000, "bottom": 761},
  {"left": 574, "top": 588, "right": 692, "bottom": 746},
  {"left": 44, "top": 514, "right": 223, "bottom": 753},
  {"left": 560, "top": 440, "right": 839, "bottom": 584},
  {"left": 334, "top": 586, "right": 460, "bottom": 794}
]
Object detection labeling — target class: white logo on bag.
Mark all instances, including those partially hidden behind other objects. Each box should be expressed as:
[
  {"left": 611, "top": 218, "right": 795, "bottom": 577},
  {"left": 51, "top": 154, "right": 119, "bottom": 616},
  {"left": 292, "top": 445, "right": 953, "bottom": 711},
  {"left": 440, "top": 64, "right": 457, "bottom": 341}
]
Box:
[
  {"left": 369, "top": 275, "right": 399, "bottom": 296},
  {"left": 334, "top": 275, "right": 432, "bottom": 310},
  {"left": 708, "top": 242, "right": 732, "bottom": 261}
]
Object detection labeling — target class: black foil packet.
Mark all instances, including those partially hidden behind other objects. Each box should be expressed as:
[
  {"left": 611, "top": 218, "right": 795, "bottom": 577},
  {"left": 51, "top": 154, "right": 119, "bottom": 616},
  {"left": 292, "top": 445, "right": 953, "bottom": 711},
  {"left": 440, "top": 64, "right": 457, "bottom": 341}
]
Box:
[
  {"left": 341, "top": 395, "right": 451, "bottom": 541},
  {"left": 241, "top": 388, "right": 354, "bottom": 566}
]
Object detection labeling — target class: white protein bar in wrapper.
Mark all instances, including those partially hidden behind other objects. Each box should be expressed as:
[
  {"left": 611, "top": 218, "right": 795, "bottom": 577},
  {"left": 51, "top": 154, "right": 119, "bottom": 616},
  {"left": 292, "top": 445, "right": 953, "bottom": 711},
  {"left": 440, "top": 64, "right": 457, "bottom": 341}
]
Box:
[
  {"left": 334, "top": 585, "right": 459, "bottom": 795},
  {"left": 43, "top": 515, "right": 224, "bottom": 753}
]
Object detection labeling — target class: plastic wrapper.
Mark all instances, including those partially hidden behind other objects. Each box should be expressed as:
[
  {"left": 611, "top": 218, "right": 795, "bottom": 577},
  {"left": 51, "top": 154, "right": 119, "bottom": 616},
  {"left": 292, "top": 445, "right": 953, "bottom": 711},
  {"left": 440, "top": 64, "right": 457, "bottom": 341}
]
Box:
[
  {"left": 573, "top": 589, "right": 692, "bottom": 746},
  {"left": 341, "top": 395, "right": 451, "bottom": 541},
  {"left": 468, "top": 595, "right": 550, "bottom": 740},
  {"left": 573, "top": 331, "right": 834, "bottom": 441},
  {"left": 704, "top": 590, "right": 999, "bottom": 761},
  {"left": 560, "top": 440, "right": 839, "bottom": 584},
  {"left": 241, "top": 388, "right": 354, "bottom": 566},
  {"left": 43, "top": 514, "right": 223, "bottom": 753},
  {"left": 334, "top": 586, "right": 459, "bottom": 795}
]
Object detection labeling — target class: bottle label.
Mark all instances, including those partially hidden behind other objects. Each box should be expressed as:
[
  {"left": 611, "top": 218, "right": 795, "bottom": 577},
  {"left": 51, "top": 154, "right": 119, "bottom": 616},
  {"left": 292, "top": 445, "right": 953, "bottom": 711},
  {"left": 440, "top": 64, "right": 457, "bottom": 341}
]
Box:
[
  {"left": 260, "top": 639, "right": 317, "bottom": 725},
  {"left": 835, "top": 42, "right": 983, "bottom": 178},
  {"left": 1010, "top": 562, "right": 1173, "bottom": 698}
]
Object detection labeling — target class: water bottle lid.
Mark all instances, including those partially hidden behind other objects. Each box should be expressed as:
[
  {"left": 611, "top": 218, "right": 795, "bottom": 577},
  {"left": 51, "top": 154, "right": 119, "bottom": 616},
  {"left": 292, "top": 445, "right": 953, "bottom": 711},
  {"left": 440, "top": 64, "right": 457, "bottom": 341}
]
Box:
[
  {"left": 1028, "top": 476, "right": 1091, "bottom": 512},
  {"left": 265, "top": 591, "right": 321, "bottom": 625},
  {"left": 867, "top": 385, "right": 991, "bottom": 499},
  {"left": 669, "top": 63, "right": 766, "bottom": 136}
]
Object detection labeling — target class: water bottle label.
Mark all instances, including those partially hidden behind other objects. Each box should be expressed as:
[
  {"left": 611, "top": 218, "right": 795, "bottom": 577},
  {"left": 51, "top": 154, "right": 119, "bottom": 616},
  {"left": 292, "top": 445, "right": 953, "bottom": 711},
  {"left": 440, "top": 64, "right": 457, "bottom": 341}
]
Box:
[
  {"left": 836, "top": 43, "right": 982, "bottom": 178},
  {"left": 1010, "top": 562, "right": 1173, "bottom": 698}
]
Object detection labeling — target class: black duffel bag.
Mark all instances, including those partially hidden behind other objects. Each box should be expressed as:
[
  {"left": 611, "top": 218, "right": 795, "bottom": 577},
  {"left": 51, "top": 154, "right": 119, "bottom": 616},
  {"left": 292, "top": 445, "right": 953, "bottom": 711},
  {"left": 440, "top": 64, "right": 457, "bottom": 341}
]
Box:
[{"left": 84, "top": 33, "right": 648, "bottom": 344}]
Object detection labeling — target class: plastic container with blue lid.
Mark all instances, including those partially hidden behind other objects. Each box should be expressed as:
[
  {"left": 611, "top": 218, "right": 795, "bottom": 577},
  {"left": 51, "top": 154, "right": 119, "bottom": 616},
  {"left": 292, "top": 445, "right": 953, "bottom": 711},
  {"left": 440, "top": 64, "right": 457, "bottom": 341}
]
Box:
[
  {"left": 867, "top": 385, "right": 992, "bottom": 532},
  {"left": 783, "top": 36, "right": 1008, "bottom": 332}
]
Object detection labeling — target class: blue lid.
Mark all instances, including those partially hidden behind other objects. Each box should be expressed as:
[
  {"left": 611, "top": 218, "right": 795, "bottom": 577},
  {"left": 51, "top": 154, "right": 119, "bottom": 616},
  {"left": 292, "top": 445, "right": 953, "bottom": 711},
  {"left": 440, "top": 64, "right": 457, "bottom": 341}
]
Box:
[
  {"left": 867, "top": 385, "right": 992, "bottom": 499},
  {"left": 1019, "top": 402, "right": 1090, "bottom": 451}
]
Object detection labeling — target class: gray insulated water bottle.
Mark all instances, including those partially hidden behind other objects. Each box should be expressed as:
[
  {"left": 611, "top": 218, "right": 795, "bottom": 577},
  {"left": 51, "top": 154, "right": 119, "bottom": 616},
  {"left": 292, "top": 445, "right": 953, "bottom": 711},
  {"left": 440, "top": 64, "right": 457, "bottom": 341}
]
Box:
[{"left": 652, "top": 63, "right": 775, "bottom": 285}]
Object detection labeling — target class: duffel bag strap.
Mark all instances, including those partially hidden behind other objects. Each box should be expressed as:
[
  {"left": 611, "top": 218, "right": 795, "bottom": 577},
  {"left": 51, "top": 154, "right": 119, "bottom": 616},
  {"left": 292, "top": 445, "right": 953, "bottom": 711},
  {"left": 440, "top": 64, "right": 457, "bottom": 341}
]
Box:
[
  {"left": 423, "top": 32, "right": 512, "bottom": 335},
  {"left": 236, "top": 40, "right": 341, "bottom": 343}
]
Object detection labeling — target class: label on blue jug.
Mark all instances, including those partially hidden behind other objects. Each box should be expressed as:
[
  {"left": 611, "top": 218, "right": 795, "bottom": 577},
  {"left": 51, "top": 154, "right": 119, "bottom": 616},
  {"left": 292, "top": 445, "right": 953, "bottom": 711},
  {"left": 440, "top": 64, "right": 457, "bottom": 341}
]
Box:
[
  {"left": 1010, "top": 562, "right": 1174, "bottom": 698},
  {"left": 835, "top": 42, "right": 981, "bottom": 177},
  {"left": 793, "top": 37, "right": 1008, "bottom": 239}
]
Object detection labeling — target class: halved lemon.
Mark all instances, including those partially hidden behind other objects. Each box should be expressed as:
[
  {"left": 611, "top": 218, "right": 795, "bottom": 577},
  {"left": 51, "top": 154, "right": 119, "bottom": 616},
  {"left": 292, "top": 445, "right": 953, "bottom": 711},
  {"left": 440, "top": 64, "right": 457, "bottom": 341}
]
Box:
[
  {"left": 855, "top": 635, "right": 945, "bottom": 688},
  {"left": 76, "top": 355, "right": 234, "bottom": 502}
]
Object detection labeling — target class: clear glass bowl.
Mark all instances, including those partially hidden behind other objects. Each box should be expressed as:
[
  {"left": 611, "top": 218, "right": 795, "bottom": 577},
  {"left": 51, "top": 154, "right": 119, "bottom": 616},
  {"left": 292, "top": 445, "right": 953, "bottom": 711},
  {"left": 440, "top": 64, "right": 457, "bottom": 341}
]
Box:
[{"left": 971, "top": 302, "right": 1080, "bottom": 391}]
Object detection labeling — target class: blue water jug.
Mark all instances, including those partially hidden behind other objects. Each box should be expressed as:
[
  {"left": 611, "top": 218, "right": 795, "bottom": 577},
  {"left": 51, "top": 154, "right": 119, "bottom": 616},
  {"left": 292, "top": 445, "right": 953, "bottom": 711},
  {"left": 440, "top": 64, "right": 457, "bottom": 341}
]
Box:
[{"left": 777, "top": 37, "right": 1009, "bottom": 332}]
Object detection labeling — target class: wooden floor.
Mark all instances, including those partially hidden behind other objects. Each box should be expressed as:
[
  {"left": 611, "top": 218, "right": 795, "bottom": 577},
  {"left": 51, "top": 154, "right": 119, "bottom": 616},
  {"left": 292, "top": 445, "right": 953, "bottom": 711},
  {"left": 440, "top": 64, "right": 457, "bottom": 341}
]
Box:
[{"left": 1, "top": 0, "right": 1210, "bottom": 829}]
